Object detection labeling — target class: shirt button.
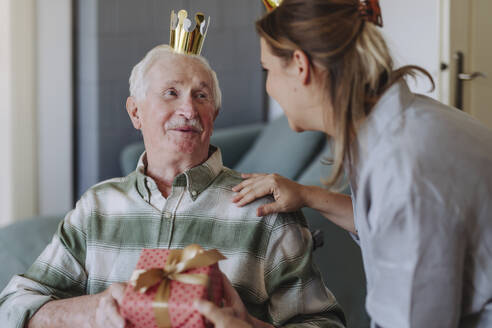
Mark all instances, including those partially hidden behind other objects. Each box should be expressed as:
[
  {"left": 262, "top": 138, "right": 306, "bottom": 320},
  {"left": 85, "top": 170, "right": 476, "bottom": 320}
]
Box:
[
  {"left": 164, "top": 213, "right": 171, "bottom": 219},
  {"left": 191, "top": 190, "right": 197, "bottom": 196}
]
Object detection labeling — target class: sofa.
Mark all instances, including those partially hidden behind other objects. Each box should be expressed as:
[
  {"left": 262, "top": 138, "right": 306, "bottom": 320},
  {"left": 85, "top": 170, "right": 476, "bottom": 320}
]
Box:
[{"left": 0, "top": 115, "right": 369, "bottom": 327}]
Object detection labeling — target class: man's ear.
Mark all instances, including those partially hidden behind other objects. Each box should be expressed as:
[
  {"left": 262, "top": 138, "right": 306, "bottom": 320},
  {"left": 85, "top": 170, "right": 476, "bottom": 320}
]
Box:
[
  {"left": 126, "top": 96, "right": 142, "bottom": 130},
  {"left": 292, "top": 49, "right": 311, "bottom": 85},
  {"left": 213, "top": 108, "right": 219, "bottom": 121}
]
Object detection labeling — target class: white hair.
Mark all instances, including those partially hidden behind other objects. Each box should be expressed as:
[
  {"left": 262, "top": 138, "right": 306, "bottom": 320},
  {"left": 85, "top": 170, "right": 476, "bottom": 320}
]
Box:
[{"left": 128, "top": 44, "right": 222, "bottom": 112}]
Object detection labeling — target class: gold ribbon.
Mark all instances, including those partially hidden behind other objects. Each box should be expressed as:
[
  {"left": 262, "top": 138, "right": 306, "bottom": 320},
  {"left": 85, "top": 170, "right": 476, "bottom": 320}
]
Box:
[{"left": 130, "top": 244, "right": 226, "bottom": 328}]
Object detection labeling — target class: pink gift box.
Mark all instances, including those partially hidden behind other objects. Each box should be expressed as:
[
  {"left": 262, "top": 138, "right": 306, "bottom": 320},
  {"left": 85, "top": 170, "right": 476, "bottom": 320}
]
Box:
[{"left": 121, "top": 248, "right": 224, "bottom": 328}]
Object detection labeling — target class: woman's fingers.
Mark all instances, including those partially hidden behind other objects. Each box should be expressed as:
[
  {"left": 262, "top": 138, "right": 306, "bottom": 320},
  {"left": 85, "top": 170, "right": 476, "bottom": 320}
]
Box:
[
  {"left": 232, "top": 173, "right": 304, "bottom": 214},
  {"left": 232, "top": 174, "right": 266, "bottom": 192},
  {"left": 241, "top": 173, "right": 267, "bottom": 179},
  {"left": 234, "top": 184, "right": 272, "bottom": 207},
  {"left": 233, "top": 178, "right": 273, "bottom": 204},
  {"left": 232, "top": 173, "right": 268, "bottom": 191}
]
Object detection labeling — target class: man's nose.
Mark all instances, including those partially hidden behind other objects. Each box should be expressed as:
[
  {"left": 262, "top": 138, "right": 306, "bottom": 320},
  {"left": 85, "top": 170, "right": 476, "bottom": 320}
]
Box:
[{"left": 177, "top": 95, "right": 197, "bottom": 119}]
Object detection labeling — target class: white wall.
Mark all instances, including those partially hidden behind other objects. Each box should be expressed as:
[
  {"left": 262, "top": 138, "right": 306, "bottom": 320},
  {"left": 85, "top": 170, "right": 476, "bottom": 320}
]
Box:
[
  {"left": 0, "top": 0, "right": 38, "bottom": 226},
  {"left": 380, "top": 0, "right": 441, "bottom": 99},
  {"left": 37, "top": 0, "right": 73, "bottom": 216},
  {"left": 0, "top": 0, "right": 14, "bottom": 226},
  {"left": 269, "top": 0, "right": 443, "bottom": 120},
  {"left": 0, "top": 0, "right": 72, "bottom": 226}
]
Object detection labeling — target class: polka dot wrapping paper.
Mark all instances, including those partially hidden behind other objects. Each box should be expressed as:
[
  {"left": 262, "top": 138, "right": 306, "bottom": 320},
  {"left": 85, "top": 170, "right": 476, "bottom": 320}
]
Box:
[{"left": 120, "top": 248, "right": 224, "bottom": 328}]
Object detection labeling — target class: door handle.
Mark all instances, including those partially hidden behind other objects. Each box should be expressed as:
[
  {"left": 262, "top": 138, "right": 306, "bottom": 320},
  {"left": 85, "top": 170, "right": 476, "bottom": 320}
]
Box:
[
  {"left": 454, "top": 51, "right": 487, "bottom": 110},
  {"left": 458, "top": 72, "right": 487, "bottom": 81},
  {"left": 453, "top": 51, "right": 487, "bottom": 110}
]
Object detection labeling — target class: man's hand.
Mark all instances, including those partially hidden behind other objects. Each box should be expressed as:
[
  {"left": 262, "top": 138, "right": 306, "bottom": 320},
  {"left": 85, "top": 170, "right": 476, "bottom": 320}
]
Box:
[
  {"left": 194, "top": 299, "right": 253, "bottom": 328},
  {"left": 28, "top": 283, "right": 127, "bottom": 328},
  {"left": 95, "top": 283, "right": 127, "bottom": 328},
  {"left": 194, "top": 273, "right": 273, "bottom": 328}
]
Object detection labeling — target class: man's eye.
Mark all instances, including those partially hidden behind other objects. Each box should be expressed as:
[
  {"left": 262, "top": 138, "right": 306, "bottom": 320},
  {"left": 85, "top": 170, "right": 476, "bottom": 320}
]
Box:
[
  {"left": 164, "top": 89, "right": 178, "bottom": 97},
  {"left": 196, "top": 92, "right": 209, "bottom": 99}
]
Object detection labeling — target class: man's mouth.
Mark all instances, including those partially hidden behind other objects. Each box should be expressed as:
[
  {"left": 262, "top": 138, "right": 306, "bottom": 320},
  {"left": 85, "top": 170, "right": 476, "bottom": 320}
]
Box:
[{"left": 172, "top": 126, "right": 200, "bottom": 133}]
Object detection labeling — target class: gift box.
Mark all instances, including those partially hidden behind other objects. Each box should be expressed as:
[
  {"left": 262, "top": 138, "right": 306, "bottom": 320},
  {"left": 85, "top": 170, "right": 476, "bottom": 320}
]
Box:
[{"left": 121, "top": 245, "right": 225, "bottom": 328}]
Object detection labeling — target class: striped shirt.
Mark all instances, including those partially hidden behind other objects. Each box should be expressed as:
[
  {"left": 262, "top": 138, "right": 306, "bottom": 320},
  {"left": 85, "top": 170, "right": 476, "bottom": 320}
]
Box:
[{"left": 0, "top": 147, "right": 345, "bottom": 327}]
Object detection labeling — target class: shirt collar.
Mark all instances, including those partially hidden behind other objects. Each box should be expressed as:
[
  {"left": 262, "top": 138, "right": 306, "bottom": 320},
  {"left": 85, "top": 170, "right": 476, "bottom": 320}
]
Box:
[
  {"left": 354, "top": 80, "right": 415, "bottom": 161},
  {"left": 135, "top": 145, "right": 224, "bottom": 201}
]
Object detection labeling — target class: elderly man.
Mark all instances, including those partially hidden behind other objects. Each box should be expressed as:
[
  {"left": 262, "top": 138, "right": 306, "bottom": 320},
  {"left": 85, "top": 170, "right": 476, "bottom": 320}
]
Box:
[{"left": 0, "top": 45, "right": 345, "bottom": 328}]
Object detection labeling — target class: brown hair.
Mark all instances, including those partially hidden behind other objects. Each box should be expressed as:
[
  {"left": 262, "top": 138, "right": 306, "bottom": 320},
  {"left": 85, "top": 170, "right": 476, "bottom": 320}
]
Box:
[{"left": 256, "top": 0, "right": 434, "bottom": 187}]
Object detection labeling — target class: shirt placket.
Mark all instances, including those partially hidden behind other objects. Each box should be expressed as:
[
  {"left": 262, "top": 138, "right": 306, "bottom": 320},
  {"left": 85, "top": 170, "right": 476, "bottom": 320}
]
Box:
[{"left": 161, "top": 183, "right": 187, "bottom": 249}]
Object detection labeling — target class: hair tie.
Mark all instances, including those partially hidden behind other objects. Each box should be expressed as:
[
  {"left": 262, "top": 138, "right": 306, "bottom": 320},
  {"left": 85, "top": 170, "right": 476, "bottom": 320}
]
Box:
[{"left": 358, "top": 0, "right": 383, "bottom": 27}]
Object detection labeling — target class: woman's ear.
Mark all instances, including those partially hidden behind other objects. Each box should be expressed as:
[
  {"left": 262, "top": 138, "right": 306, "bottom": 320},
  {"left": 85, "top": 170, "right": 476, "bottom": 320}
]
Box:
[
  {"left": 292, "top": 49, "right": 311, "bottom": 85},
  {"left": 126, "top": 96, "right": 142, "bottom": 130}
]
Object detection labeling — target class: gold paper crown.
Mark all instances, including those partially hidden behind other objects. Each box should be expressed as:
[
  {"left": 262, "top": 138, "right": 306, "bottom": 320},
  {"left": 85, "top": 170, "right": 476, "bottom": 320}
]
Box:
[
  {"left": 262, "top": 0, "right": 283, "bottom": 11},
  {"left": 170, "top": 9, "right": 210, "bottom": 55}
]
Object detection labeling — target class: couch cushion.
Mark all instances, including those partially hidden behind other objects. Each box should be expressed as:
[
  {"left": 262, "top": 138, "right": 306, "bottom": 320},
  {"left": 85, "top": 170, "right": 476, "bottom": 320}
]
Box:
[
  {"left": 297, "top": 140, "right": 351, "bottom": 194},
  {"left": 120, "top": 142, "right": 145, "bottom": 176},
  {"left": 297, "top": 140, "right": 332, "bottom": 186},
  {"left": 234, "top": 115, "right": 325, "bottom": 180},
  {"left": 210, "top": 123, "right": 264, "bottom": 168},
  {"left": 0, "top": 216, "right": 61, "bottom": 291}
]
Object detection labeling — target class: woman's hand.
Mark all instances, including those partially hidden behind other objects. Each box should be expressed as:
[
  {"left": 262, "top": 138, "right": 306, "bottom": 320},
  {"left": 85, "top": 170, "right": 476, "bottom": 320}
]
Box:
[
  {"left": 232, "top": 173, "right": 306, "bottom": 216},
  {"left": 194, "top": 273, "right": 273, "bottom": 328}
]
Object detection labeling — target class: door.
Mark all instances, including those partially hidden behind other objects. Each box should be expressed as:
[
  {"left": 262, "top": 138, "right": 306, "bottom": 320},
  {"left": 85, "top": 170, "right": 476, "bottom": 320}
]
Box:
[{"left": 446, "top": 0, "right": 492, "bottom": 129}]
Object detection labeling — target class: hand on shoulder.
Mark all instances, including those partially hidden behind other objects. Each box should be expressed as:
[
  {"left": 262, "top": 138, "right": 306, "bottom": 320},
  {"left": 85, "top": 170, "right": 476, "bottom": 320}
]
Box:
[{"left": 232, "top": 173, "right": 306, "bottom": 216}]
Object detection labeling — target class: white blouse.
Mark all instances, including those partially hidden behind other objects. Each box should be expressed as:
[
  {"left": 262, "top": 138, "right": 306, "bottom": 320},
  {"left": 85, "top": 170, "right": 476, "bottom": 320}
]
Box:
[{"left": 350, "top": 81, "right": 492, "bottom": 328}]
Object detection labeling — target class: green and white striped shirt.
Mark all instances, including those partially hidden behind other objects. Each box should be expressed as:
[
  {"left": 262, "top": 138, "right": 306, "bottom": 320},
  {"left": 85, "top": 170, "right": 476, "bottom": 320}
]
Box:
[{"left": 0, "top": 147, "right": 344, "bottom": 327}]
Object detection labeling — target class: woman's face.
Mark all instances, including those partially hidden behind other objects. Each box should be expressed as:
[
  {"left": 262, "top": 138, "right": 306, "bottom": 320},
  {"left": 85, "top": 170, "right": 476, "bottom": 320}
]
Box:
[
  {"left": 260, "top": 38, "right": 327, "bottom": 133},
  {"left": 260, "top": 38, "right": 307, "bottom": 132}
]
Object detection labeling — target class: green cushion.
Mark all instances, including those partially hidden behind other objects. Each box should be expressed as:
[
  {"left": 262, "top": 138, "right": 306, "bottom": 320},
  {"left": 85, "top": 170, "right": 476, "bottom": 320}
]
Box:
[
  {"left": 211, "top": 123, "right": 264, "bottom": 168},
  {"left": 234, "top": 115, "right": 325, "bottom": 180},
  {"left": 120, "top": 142, "right": 145, "bottom": 176},
  {"left": 297, "top": 140, "right": 351, "bottom": 194},
  {"left": 297, "top": 140, "right": 332, "bottom": 186},
  {"left": 0, "top": 216, "right": 61, "bottom": 291}
]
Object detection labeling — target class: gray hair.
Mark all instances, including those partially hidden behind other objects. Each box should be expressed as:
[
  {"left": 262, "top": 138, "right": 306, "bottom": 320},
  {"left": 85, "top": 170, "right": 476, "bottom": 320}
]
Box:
[{"left": 129, "top": 44, "right": 222, "bottom": 112}]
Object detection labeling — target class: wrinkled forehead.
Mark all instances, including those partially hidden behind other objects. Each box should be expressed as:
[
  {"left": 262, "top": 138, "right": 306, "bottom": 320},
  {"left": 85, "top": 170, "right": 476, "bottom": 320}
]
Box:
[{"left": 146, "top": 55, "right": 213, "bottom": 89}]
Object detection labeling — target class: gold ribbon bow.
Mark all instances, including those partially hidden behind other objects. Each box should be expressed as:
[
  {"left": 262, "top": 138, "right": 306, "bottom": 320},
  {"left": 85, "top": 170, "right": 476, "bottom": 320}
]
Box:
[{"left": 130, "top": 244, "right": 226, "bottom": 328}]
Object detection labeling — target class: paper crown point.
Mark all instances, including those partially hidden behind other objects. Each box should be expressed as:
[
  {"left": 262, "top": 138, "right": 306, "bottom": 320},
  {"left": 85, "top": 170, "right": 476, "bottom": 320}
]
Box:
[
  {"left": 170, "top": 9, "right": 210, "bottom": 55},
  {"left": 262, "top": 0, "right": 283, "bottom": 11}
]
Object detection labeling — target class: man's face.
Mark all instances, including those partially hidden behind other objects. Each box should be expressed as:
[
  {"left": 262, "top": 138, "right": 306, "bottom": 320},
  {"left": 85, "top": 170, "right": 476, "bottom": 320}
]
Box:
[{"left": 130, "top": 55, "right": 217, "bottom": 159}]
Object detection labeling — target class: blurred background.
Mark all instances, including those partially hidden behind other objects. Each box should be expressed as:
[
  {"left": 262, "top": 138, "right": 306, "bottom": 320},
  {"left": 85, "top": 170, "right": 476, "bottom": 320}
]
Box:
[{"left": 1, "top": 0, "right": 491, "bottom": 226}]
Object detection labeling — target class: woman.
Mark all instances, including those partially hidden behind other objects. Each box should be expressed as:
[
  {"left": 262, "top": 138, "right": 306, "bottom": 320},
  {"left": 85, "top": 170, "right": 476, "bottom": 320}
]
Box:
[{"left": 196, "top": 0, "right": 492, "bottom": 327}]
